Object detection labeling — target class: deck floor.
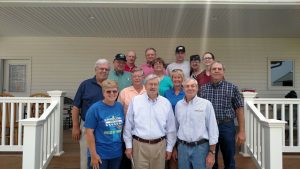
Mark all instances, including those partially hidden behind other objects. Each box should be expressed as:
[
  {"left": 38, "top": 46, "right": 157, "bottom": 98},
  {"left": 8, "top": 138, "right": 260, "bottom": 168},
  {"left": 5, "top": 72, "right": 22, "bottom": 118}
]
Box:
[{"left": 0, "top": 129, "right": 299, "bottom": 169}]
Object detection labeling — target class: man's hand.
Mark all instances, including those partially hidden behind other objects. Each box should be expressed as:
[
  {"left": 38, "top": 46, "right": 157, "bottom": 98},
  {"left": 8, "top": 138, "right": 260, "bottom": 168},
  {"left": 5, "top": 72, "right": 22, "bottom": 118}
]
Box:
[
  {"left": 72, "top": 125, "right": 81, "bottom": 141},
  {"left": 165, "top": 151, "right": 172, "bottom": 160},
  {"left": 236, "top": 130, "right": 246, "bottom": 146},
  {"left": 206, "top": 152, "right": 215, "bottom": 169},
  {"left": 90, "top": 154, "right": 102, "bottom": 169},
  {"left": 125, "top": 148, "right": 133, "bottom": 159},
  {"left": 171, "top": 148, "right": 177, "bottom": 161}
]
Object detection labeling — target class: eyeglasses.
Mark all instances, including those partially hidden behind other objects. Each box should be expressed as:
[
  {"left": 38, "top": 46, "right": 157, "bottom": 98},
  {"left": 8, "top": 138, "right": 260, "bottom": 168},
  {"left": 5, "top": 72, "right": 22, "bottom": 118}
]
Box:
[
  {"left": 203, "top": 57, "right": 213, "bottom": 60},
  {"left": 97, "top": 67, "right": 110, "bottom": 71},
  {"left": 172, "top": 69, "right": 183, "bottom": 72},
  {"left": 105, "top": 90, "right": 118, "bottom": 94}
]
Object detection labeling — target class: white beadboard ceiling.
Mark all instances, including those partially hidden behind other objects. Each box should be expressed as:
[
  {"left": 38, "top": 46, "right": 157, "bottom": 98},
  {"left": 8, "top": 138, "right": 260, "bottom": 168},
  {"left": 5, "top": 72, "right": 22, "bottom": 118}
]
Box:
[{"left": 0, "top": 1, "right": 300, "bottom": 37}]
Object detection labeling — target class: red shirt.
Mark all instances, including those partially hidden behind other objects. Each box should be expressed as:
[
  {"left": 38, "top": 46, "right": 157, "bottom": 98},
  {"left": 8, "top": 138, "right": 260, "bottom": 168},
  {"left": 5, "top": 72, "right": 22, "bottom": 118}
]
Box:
[
  {"left": 198, "top": 70, "right": 211, "bottom": 87},
  {"left": 125, "top": 64, "right": 136, "bottom": 72}
]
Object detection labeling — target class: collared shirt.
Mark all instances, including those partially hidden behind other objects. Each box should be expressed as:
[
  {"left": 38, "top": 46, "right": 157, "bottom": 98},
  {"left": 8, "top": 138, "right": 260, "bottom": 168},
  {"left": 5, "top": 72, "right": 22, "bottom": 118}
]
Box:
[
  {"left": 175, "top": 96, "right": 219, "bottom": 145},
  {"left": 140, "top": 63, "right": 154, "bottom": 77},
  {"left": 198, "top": 70, "right": 211, "bottom": 87},
  {"left": 164, "top": 88, "right": 185, "bottom": 111},
  {"left": 158, "top": 75, "right": 173, "bottom": 96},
  {"left": 125, "top": 64, "right": 137, "bottom": 72},
  {"left": 108, "top": 70, "right": 132, "bottom": 91},
  {"left": 73, "top": 76, "right": 104, "bottom": 121},
  {"left": 118, "top": 85, "right": 146, "bottom": 114},
  {"left": 166, "top": 60, "right": 190, "bottom": 78},
  {"left": 140, "top": 63, "right": 168, "bottom": 77},
  {"left": 123, "top": 93, "right": 177, "bottom": 152},
  {"left": 199, "top": 80, "right": 244, "bottom": 121}
]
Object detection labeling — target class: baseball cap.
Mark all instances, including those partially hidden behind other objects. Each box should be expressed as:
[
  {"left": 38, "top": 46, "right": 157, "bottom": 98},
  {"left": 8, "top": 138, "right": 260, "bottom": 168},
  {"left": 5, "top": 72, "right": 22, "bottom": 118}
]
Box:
[
  {"left": 114, "top": 53, "right": 127, "bottom": 62},
  {"left": 175, "top": 46, "right": 186, "bottom": 53}
]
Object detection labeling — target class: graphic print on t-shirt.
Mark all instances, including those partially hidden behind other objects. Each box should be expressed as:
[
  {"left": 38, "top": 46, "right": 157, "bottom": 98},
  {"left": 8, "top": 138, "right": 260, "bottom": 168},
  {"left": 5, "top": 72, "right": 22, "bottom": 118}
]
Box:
[{"left": 104, "top": 115, "right": 123, "bottom": 141}]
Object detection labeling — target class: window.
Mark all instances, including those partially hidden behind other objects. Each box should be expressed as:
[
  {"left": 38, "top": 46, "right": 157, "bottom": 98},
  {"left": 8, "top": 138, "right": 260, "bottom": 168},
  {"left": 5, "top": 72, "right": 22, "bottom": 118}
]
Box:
[{"left": 268, "top": 59, "right": 294, "bottom": 89}]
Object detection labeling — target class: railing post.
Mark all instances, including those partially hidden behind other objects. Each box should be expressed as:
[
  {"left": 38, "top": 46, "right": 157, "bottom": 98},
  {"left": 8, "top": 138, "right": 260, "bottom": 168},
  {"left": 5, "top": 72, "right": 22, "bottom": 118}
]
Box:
[
  {"left": 262, "top": 120, "right": 286, "bottom": 169},
  {"left": 241, "top": 92, "right": 257, "bottom": 156},
  {"left": 21, "top": 118, "right": 43, "bottom": 169},
  {"left": 47, "top": 90, "right": 66, "bottom": 156}
]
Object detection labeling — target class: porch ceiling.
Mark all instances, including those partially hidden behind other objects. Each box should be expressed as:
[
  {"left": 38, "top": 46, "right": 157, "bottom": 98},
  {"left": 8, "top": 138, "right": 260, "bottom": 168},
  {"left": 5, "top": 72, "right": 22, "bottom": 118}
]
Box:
[{"left": 1, "top": 1, "right": 300, "bottom": 38}]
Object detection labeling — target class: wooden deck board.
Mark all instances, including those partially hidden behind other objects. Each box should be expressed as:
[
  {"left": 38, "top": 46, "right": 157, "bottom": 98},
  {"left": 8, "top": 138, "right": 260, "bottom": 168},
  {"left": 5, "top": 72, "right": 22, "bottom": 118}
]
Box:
[{"left": 0, "top": 129, "right": 299, "bottom": 169}]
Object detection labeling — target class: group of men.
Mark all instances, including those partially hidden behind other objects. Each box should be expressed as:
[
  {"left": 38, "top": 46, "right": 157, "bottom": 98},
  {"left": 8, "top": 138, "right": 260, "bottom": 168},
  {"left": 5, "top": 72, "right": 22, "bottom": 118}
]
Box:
[{"left": 72, "top": 46, "right": 245, "bottom": 169}]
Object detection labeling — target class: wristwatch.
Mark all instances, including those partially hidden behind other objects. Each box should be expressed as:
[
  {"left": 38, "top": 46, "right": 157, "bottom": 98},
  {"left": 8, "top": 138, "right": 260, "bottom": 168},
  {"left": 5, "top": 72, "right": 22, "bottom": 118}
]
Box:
[{"left": 209, "top": 150, "right": 216, "bottom": 154}]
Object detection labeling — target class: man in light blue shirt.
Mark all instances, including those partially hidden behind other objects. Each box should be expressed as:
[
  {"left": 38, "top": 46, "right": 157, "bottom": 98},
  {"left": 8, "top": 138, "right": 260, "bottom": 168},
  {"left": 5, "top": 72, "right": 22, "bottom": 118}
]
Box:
[
  {"left": 174, "top": 78, "right": 219, "bottom": 169},
  {"left": 108, "top": 53, "right": 131, "bottom": 91},
  {"left": 123, "top": 74, "right": 177, "bottom": 169}
]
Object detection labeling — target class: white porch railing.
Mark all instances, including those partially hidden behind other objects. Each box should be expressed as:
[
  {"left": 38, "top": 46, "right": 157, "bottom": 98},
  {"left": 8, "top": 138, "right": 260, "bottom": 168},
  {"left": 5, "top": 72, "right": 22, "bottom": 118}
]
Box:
[
  {"left": 241, "top": 92, "right": 297, "bottom": 169},
  {"left": 0, "top": 91, "right": 65, "bottom": 169}
]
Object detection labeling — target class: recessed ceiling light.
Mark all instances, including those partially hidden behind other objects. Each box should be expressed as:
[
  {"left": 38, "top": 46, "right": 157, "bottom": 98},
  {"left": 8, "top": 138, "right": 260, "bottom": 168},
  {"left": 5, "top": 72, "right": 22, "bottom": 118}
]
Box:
[{"left": 88, "top": 16, "right": 96, "bottom": 21}]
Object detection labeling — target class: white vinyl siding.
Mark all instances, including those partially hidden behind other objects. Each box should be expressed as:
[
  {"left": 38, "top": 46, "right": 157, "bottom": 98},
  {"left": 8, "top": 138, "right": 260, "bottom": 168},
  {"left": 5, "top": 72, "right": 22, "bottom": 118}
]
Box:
[{"left": 0, "top": 37, "right": 299, "bottom": 98}]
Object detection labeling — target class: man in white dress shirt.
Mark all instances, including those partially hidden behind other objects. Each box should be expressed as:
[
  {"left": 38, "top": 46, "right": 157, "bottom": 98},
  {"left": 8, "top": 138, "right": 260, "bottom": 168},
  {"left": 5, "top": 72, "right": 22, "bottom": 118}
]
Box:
[
  {"left": 123, "top": 74, "right": 177, "bottom": 169},
  {"left": 174, "top": 78, "right": 219, "bottom": 169}
]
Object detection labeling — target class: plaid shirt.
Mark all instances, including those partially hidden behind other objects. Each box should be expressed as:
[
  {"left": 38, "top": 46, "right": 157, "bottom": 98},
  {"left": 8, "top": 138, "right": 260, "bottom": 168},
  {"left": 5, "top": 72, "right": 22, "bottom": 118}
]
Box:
[{"left": 199, "top": 80, "right": 243, "bottom": 121}]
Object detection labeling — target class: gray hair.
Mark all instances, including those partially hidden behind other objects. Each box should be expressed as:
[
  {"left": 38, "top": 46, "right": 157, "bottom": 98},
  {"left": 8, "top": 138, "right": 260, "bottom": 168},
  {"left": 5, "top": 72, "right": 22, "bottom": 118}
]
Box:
[
  {"left": 144, "top": 73, "right": 159, "bottom": 84},
  {"left": 95, "top": 58, "right": 110, "bottom": 69},
  {"left": 210, "top": 61, "right": 225, "bottom": 71},
  {"left": 182, "top": 78, "right": 198, "bottom": 87},
  {"left": 132, "top": 67, "right": 144, "bottom": 76}
]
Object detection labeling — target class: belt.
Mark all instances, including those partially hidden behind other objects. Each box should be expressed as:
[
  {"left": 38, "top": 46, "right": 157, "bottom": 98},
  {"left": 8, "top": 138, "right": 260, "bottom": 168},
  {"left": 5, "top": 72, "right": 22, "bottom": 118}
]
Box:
[
  {"left": 217, "top": 118, "right": 233, "bottom": 125},
  {"left": 133, "top": 135, "right": 166, "bottom": 144},
  {"left": 177, "top": 139, "right": 208, "bottom": 147}
]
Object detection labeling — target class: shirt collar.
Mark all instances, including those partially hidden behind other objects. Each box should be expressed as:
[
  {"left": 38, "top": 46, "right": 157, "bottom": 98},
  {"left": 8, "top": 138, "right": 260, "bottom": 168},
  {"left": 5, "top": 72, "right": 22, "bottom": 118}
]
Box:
[
  {"left": 183, "top": 95, "right": 197, "bottom": 104},
  {"left": 211, "top": 80, "right": 224, "bottom": 88}
]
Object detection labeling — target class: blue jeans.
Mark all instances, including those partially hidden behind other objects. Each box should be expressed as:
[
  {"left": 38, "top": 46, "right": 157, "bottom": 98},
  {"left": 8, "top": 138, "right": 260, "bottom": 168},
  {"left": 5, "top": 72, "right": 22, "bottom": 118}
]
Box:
[
  {"left": 177, "top": 141, "right": 209, "bottom": 169},
  {"left": 213, "top": 120, "right": 236, "bottom": 169},
  {"left": 87, "top": 156, "right": 122, "bottom": 169}
]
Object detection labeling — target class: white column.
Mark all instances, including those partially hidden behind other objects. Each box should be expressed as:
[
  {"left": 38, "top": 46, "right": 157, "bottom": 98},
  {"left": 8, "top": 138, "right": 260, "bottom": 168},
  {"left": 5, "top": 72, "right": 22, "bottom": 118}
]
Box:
[
  {"left": 21, "top": 118, "right": 43, "bottom": 169},
  {"left": 262, "top": 119, "right": 285, "bottom": 169},
  {"left": 240, "top": 92, "right": 257, "bottom": 156},
  {"left": 47, "top": 90, "right": 66, "bottom": 156}
]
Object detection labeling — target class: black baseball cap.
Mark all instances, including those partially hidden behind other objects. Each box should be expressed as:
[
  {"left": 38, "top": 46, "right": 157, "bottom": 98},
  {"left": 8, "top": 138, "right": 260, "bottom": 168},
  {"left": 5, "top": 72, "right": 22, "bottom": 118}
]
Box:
[
  {"left": 190, "top": 55, "right": 201, "bottom": 62},
  {"left": 175, "top": 46, "right": 185, "bottom": 53},
  {"left": 114, "top": 53, "right": 127, "bottom": 62}
]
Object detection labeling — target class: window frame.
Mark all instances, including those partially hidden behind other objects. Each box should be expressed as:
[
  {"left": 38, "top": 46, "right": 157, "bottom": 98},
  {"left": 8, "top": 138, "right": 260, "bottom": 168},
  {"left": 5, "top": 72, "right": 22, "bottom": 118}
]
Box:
[{"left": 268, "top": 58, "right": 295, "bottom": 90}]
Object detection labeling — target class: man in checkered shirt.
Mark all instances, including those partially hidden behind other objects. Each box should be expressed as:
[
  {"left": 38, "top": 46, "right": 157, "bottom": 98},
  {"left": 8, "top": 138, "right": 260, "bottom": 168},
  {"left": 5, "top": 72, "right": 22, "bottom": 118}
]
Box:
[{"left": 199, "top": 61, "right": 245, "bottom": 169}]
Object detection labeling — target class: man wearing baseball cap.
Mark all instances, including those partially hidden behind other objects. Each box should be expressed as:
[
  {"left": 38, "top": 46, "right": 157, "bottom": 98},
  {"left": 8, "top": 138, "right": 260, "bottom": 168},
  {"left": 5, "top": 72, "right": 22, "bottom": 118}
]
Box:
[
  {"left": 166, "top": 46, "right": 190, "bottom": 78},
  {"left": 108, "top": 53, "right": 132, "bottom": 91}
]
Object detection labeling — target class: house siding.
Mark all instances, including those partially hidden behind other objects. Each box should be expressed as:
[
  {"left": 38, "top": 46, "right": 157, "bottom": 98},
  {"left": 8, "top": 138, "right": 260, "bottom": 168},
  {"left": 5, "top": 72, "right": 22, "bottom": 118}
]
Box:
[{"left": 0, "top": 37, "right": 299, "bottom": 98}]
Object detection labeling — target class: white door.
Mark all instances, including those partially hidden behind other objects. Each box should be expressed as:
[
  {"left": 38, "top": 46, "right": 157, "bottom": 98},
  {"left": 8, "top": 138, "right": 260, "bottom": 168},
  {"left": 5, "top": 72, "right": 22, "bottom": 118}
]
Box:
[{"left": 3, "top": 59, "right": 31, "bottom": 96}]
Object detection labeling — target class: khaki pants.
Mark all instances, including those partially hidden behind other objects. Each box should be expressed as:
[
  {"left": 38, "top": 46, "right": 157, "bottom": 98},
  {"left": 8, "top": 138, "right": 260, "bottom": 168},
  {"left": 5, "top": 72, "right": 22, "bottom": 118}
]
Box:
[
  {"left": 80, "top": 122, "right": 87, "bottom": 169},
  {"left": 132, "top": 138, "right": 166, "bottom": 169}
]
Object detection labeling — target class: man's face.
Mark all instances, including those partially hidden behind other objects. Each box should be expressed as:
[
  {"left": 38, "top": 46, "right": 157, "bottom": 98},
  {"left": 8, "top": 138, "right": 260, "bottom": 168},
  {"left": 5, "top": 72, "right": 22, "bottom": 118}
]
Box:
[
  {"left": 145, "top": 49, "right": 156, "bottom": 63},
  {"left": 210, "top": 62, "right": 225, "bottom": 82},
  {"left": 126, "top": 51, "right": 136, "bottom": 64},
  {"left": 132, "top": 71, "right": 144, "bottom": 86},
  {"left": 95, "top": 64, "right": 110, "bottom": 81},
  {"left": 175, "top": 51, "right": 185, "bottom": 62},
  {"left": 113, "top": 60, "right": 126, "bottom": 72},
  {"left": 203, "top": 53, "right": 214, "bottom": 66},
  {"left": 183, "top": 80, "right": 198, "bottom": 99},
  {"left": 145, "top": 78, "right": 159, "bottom": 96}
]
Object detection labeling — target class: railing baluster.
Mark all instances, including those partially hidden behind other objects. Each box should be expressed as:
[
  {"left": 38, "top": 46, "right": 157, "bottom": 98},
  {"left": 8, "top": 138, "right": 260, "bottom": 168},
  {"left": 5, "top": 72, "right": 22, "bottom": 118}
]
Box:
[
  {"left": 273, "top": 104, "right": 277, "bottom": 120},
  {"left": 27, "top": 102, "right": 31, "bottom": 118},
  {"left": 289, "top": 104, "right": 293, "bottom": 146},
  {"left": 18, "top": 102, "right": 23, "bottom": 145},
  {"left": 265, "top": 104, "right": 269, "bottom": 119},
  {"left": 298, "top": 104, "right": 300, "bottom": 146},
  {"left": 35, "top": 103, "right": 39, "bottom": 118},
  {"left": 1, "top": 103, "right": 6, "bottom": 145},
  {"left": 10, "top": 103, "right": 15, "bottom": 145}
]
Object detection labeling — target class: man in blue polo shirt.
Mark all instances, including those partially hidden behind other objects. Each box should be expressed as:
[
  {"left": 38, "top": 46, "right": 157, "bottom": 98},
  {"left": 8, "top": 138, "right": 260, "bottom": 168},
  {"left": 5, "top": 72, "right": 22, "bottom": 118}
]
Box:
[{"left": 72, "top": 58, "right": 110, "bottom": 169}]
